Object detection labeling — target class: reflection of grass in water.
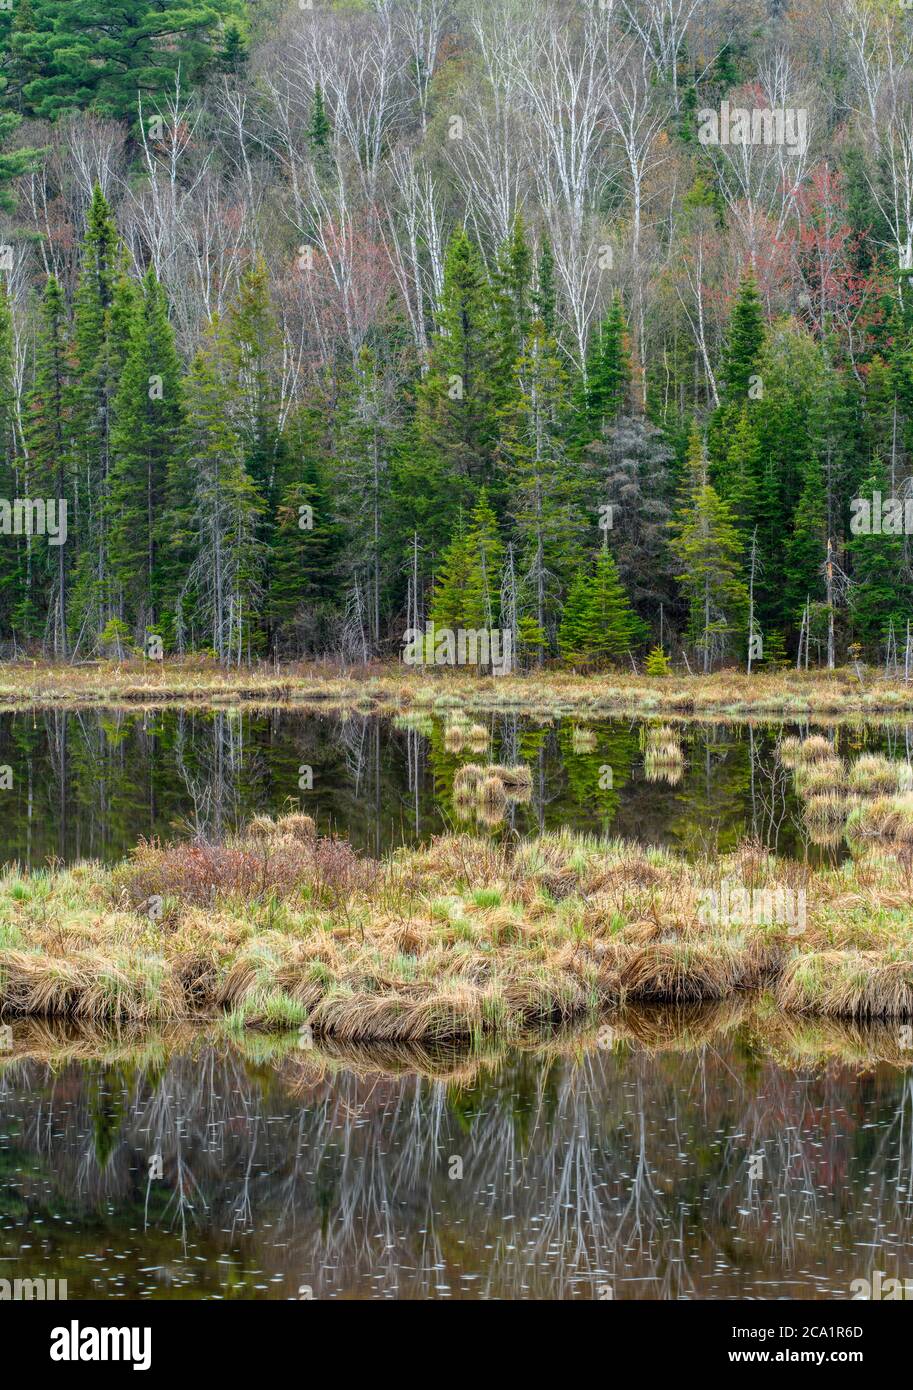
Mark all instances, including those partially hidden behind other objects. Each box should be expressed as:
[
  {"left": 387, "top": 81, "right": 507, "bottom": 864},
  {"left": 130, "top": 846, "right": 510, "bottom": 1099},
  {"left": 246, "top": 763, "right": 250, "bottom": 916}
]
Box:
[
  {"left": 802, "top": 795, "right": 851, "bottom": 848},
  {"left": 793, "top": 757, "right": 846, "bottom": 795},
  {"left": 5, "top": 700, "right": 875, "bottom": 877},
  {"left": 783, "top": 736, "right": 913, "bottom": 850},
  {"left": 3, "top": 1002, "right": 913, "bottom": 1301},
  {"left": 6, "top": 991, "right": 913, "bottom": 1285},
  {"left": 450, "top": 761, "right": 532, "bottom": 826},
  {"left": 848, "top": 793, "right": 913, "bottom": 846},
  {"left": 11, "top": 994, "right": 908, "bottom": 1084}
]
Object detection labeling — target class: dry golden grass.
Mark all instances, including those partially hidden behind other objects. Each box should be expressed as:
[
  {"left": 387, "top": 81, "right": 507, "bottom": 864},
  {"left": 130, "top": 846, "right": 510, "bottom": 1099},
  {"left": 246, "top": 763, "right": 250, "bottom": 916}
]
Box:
[
  {"left": 7, "top": 659, "right": 913, "bottom": 721},
  {"left": 847, "top": 793, "right": 913, "bottom": 847},
  {"left": 793, "top": 756, "right": 847, "bottom": 795},
  {"left": 4, "top": 812, "right": 913, "bottom": 1037},
  {"left": 848, "top": 754, "right": 913, "bottom": 795},
  {"left": 776, "top": 952, "right": 913, "bottom": 1020},
  {"left": 452, "top": 761, "right": 532, "bottom": 825},
  {"left": 779, "top": 733, "right": 836, "bottom": 769},
  {"left": 642, "top": 724, "right": 685, "bottom": 784}
]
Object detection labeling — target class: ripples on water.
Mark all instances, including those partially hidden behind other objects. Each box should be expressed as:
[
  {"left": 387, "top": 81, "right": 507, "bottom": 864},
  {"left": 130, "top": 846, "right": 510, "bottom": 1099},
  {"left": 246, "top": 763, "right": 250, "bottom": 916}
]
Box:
[
  {"left": 1, "top": 1015, "right": 912, "bottom": 1300},
  {"left": 3, "top": 710, "right": 913, "bottom": 1300}
]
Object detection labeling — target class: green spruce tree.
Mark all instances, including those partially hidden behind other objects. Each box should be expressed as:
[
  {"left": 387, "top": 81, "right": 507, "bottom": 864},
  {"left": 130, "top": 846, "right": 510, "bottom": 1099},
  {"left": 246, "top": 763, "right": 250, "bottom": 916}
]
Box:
[
  {"left": 670, "top": 426, "right": 748, "bottom": 672},
  {"left": 108, "top": 268, "right": 184, "bottom": 643}
]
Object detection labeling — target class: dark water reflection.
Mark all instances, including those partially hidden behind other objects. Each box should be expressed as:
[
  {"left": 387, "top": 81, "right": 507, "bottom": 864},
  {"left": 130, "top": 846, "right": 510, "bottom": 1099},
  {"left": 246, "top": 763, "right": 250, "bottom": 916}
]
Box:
[
  {"left": 3, "top": 707, "right": 913, "bottom": 867},
  {"left": 1, "top": 1018, "right": 912, "bottom": 1300}
]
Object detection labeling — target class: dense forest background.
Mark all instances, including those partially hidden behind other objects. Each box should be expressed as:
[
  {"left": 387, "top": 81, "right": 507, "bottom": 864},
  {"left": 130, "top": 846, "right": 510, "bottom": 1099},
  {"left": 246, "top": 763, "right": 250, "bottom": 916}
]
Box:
[{"left": 1, "top": 0, "right": 912, "bottom": 671}]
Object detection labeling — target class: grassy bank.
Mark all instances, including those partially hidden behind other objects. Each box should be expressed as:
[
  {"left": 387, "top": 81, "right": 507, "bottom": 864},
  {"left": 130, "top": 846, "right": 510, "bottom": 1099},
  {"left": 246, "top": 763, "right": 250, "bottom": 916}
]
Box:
[
  {"left": 4, "top": 658, "right": 913, "bottom": 720},
  {"left": 3, "top": 814, "right": 913, "bottom": 1037}
]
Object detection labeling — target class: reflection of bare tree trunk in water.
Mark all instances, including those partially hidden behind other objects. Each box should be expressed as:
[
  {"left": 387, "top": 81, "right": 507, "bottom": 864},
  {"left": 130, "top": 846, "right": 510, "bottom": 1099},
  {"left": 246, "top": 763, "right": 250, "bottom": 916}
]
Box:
[
  {"left": 174, "top": 711, "right": 209, "bottom": 837},
  {"left": 404, "top": 725, "right": 421, "bottom": 840},
  {"left": 27, "top": 740, "right": 33, "bottom": 865},
  {"left": 10, "top": 1030, "right": 913, "bottom": 1301},
  {"left": 214, "top": 713, "right": 225, "bottom": 842},
  {"left": 173, "top": 711, "right": 245, "bottom": 842},
  {"left": 413, "top": 727, "right": 420, "bottom": 839},
  {"left": 58, "top": 711, "right": 67, "bottom": 862},
  {"left": 341, "top": 713, "right": 368, "bottom": 799},
  {"left": 753, "top": 736, "right": 789, "bottom": 854},
  {"left": 500, "top": 713, "right": 519, "bottom": 767}
]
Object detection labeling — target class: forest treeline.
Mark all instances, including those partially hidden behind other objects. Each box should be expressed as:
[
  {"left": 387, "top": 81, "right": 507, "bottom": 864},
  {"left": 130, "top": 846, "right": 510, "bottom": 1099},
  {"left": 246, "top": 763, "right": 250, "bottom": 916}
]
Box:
[{"left": 1, "top": 0, "right": 913, "bottom": 670}]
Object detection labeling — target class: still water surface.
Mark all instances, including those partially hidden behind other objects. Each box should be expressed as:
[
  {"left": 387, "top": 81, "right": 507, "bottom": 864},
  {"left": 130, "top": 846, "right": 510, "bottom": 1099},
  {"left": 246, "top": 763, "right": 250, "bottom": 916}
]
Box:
[
  {"left": 3, "top": 709, "right": 912, "bottom": 1300},
  {"left": 3, "top": 707, "right": 913, "bottom": 866},
  {"left": 1, "top": 1020, "right": 911, "bottom": 1300}
]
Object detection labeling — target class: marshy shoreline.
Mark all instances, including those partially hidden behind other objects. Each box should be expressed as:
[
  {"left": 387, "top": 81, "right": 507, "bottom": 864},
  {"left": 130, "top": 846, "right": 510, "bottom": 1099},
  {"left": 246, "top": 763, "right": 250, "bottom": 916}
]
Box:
[
  {"left": 3, "top": 810, "right": 913, "bottom": 1039},
  {"left": 6, "top": 658, "right": 913, "bottom": 721}
]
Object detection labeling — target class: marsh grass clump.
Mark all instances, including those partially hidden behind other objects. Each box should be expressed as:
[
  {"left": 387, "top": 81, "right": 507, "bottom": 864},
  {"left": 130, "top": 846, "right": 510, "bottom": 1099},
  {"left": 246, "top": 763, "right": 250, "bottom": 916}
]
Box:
[
  {"left": 393, "top": 710, "right": 435, "bottom": 736},
  {"left": 571, "top": 726, "right": 597, "bottom": 753},
  {"left": 779, "top": 734, "right": 833, "bottom": 769},
  {"left": 247, "top": 812, "right": 316, "bottom": 843},
  {"left": 452, "top": 762, "right": 532, "bottom": 825},
  {"left": 847, "top": 754, "right": 913, "bottom": 796},
  {"left": 641, "top": 724, "right": 684, "bottom": 783},
  {"left": 847, "top": 793, "right": 913, "bottom": 847},
  {"left": 618, "top": 941, "right": 756, "bottom": 1004},
  {"left": 776, "top": 952, "right": 913, "bottom": 1019},
  {"left": 275, "top": 812, "right": 317, "bottom": 843},
  {"left": 792, "top": 756, "right": 846, "bottom": 797},
  {"left": 453, "top": 763, "right": 487, "bottom": 795},
  {"left": 803, "top": 790, "right": 850, "bottom": 823},
  {"left": 802, "top": 791, "right": 855, "bottom": 846},
  {"left": 479, "top": 774, "right": 508, "bottom": 813},
  {"left": 488, "top": 763, "right": 533, "bottom": 791},
  {"left": 7, "top": 815, "right": 913, "bottom": 1037},
  {"left": 444, "top": 724, "right": 467, "bottom": 753}
]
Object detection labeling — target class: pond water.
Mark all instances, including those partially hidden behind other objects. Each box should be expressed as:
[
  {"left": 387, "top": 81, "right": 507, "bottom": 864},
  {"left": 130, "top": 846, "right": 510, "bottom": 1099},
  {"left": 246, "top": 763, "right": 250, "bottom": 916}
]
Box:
[
  {"left": 2, "top": 707, "right": 913, "bottom": 868},
  {"left": 1, "top": 1018, "right": 911, "bottom": 1300}
]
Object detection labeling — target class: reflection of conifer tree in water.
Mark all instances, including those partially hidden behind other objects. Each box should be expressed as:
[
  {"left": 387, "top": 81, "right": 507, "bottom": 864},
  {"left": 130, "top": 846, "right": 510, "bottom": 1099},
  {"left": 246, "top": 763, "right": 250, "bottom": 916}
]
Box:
[
  {"left": 426, "top": 720, "right": 472, "bottom": 827},
  {"left": 516, "top": 724, "right": 556, "bottom": 798},
  {"left": 0, "top": 714, "right": 46, "bottom": 864},
  {"left": 665, "top": 726, "right": 752, "bottom": 857},
  {"left": 89, "top": 1065, "right": 127, "bottom": 1171},
  {"left": 556, "top": 723, "right": 637, "bottom": 831}
]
